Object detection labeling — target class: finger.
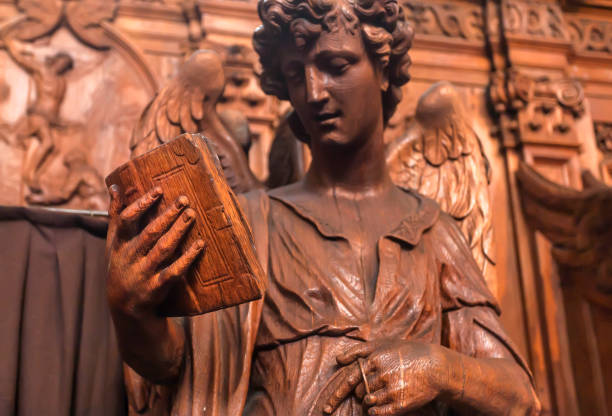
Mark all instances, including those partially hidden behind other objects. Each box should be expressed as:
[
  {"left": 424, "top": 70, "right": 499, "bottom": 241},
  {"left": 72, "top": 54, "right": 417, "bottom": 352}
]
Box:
[
  {"left": 368, "top": 403, "right": 401, "bottom": 416},
  {"left": 145, "top": 208, "right": 196, "bottom": 271},
  {"left": 108, "top": 184, "right": 122, "bottom": 218},
  {"left": 354, "top": 382, "right": 366, "bottom": 400},
  {"left": 364, "top": 389, "right": 392, "bottom": 407},
  {"left": 337, "top": 342, "right": 377, "bottom": 366},
  {"left": 150, "top": 239, "right": 205, "bottom": 302},
  {"left": 137, "top": 196, "right": 189, "bottom": 253},
  {"left": 106, "top": 185, "right": 123, "bottom": 253},
  {"left": 119, "top": 186, "right": 163, "bottom": 227},
  {"left": 324, "top": 364, "right": 365, "bottom": 414}
]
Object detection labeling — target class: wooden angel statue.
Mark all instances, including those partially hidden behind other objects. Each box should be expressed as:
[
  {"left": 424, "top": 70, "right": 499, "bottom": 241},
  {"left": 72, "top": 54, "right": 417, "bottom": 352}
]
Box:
[{"left": 106, "top": 0, "right": 541, "bottom": 415}]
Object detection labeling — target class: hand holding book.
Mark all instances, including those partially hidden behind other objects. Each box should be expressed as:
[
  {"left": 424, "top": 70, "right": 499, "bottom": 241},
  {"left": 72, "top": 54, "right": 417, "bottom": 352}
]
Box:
[{"left": 105, "top": 133, "right": 265, "bottom": 318}]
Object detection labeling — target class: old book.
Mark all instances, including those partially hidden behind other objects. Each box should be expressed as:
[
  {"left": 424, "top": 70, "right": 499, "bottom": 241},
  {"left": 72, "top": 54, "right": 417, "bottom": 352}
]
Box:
[{"left": 105, "top": 133, "right": 265, "bottom": 317}]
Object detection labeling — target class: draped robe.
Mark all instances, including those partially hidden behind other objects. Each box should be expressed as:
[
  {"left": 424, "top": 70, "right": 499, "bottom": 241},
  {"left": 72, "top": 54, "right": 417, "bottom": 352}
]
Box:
[{"left": 124, "top": 186, "right": 531, "bottom": 416}]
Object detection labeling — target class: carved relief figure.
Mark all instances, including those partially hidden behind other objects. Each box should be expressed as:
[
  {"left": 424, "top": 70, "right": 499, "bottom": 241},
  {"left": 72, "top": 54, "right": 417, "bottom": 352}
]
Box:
[
  {"left": 25, "top": 148, "right": 107, "bottom": 210},
  {"left": 2, "top": 32, "right": 73, "bottom": 192},
  {"left": 106, "top": 1, "right": 540, "bottom": 415}
]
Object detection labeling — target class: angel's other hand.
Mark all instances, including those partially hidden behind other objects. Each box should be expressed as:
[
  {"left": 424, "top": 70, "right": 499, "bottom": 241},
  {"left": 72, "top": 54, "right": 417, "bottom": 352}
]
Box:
[{"left": 325, "top": 340, "right": 457, "bottom": 416}]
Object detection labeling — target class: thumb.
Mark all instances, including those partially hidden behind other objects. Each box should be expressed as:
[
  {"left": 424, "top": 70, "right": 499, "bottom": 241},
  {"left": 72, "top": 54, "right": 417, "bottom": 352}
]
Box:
[{"left": 108, "top": 184, "right": 122, "bottom": 218}]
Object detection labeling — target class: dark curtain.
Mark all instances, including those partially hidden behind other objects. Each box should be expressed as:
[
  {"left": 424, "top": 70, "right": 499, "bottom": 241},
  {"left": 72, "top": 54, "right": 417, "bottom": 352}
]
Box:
[{"left": 0, "top": 206, "right": 126, "bottom": 415}]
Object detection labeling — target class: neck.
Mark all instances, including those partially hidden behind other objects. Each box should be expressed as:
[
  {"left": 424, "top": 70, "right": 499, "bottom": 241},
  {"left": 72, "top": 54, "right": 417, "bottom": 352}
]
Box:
[{"left": 305, "top": 124, "right": 393, "bottom": 198}]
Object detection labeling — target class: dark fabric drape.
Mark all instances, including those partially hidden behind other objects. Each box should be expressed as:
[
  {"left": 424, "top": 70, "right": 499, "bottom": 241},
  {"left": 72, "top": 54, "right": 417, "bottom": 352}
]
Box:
[{"left": 0, "top": 206, "right": 126, "bottom": 415}]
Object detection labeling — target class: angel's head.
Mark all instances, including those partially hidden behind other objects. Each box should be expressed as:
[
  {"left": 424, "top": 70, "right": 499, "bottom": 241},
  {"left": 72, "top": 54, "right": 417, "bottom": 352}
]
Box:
[{"left": 253, "top": 0, "right": 413, "bottom": 147}]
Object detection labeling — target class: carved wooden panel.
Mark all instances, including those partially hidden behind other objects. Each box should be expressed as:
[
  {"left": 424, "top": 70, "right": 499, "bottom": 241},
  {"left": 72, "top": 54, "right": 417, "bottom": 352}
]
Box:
[{"left": 0, "top": 5, "right": 155, "bottom": 209}]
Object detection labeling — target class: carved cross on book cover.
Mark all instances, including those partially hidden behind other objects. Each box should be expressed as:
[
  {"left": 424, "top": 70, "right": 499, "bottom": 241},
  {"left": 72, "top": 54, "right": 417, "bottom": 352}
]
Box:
[{"left": 105, "top": 133, "right": 265, "bottom": 316}]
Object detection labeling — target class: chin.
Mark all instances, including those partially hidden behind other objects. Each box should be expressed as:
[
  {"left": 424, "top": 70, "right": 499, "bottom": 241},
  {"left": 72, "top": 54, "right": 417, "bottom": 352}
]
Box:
[{"left": 317, "top": 130, "right": 356, "bottom": 147}]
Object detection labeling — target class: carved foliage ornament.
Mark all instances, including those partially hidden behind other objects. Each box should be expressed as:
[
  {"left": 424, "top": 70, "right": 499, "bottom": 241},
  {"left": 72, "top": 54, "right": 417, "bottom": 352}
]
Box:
[
  {"left": 489, "top": 70, "right": 584, "bottom": 145},
  {"left": 14, "top": 0, "right": 118, "bottom": 48},
  {"left": 503, "top": 0, "right": 569, "bottom": 41},
  {"left": 566, "top": 17, "right": 612, "bottom": 54},
  {"left": 595, "top": 122, "right": 612, "bottom": 154},
  {"left": 401, "top": 0, "right": 484, "bottom": 41}
]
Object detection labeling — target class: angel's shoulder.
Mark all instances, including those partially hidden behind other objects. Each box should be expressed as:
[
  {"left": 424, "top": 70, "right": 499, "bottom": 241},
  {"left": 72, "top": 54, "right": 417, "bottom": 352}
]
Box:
[
  {"left": 396, "top": 187, "right": 470, "bottom": 248},
  {"left": 396, "top": 186, "right": 441, "bottom": 223}
]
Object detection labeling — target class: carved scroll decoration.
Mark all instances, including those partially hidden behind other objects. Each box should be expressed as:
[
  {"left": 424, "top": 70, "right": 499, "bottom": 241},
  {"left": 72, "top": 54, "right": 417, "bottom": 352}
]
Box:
[
  {"left": 180, "top": 0, "right": 204, "bottom": 53},
  {"left": 14, "top": 0, "right": 118, "bottom": 49},
  {"left": 401, "top": 0, "right": 484, "bottom": 41},
  {"left": 566, "top": 16, "right": 612, "bottom": 54},
  {"left": 502, "top": 0, "right": 569, "bottom": 41}
]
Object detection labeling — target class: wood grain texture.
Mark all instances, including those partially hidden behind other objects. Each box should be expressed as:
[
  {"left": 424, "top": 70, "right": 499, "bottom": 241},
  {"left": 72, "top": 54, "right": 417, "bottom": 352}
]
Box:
[{"left": 105, "top": 133, "right": 265, "bottom": 316}]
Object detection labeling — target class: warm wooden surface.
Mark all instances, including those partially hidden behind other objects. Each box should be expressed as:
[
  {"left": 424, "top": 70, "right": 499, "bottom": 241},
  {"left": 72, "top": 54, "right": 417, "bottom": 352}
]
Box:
[
  {"left": 1, "top": 0, "right": 611, "bottom": 414},
  {"left": 105, "top": 133, "right": 265, "bottom": 316}
]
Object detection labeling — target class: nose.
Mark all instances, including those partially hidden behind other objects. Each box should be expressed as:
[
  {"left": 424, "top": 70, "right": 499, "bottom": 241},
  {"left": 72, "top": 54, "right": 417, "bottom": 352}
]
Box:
[{"left": 304, "top": 66, "right": 329, "bottom": 106}]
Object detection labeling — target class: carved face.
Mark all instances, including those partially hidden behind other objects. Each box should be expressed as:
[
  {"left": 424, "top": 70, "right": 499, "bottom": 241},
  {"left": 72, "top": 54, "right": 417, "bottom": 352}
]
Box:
[{"left": 280, "top": 12, "right": 387, "bottom": 149}]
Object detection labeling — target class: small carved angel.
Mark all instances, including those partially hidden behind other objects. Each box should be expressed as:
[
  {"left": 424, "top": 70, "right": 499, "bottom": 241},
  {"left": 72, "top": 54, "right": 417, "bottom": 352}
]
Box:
[{"left": 130, "top": 49, "right": 261, "bottom": 194}]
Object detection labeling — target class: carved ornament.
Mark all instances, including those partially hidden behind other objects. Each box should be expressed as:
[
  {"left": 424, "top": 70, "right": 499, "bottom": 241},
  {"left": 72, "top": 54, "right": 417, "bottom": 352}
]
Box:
[
  {"left": 595, "top": 122, "right": 612, "bottom": 154},
  {"left": 566, "top": 16, "right": 612, "bottom": 54},
  {"left": 401, "top": 0, "right": 484, "bottom": 41},
  {"left": 0, "top": 0, "right": 158, "bottom": 209},
  {"left": 489, "top": 70, "right": 585, "bottom": 147},
  {"left": 502, "top": 0, "right": 569, "bottom": 41},
  {"left": 13, "top": 0, "right": 118, "bottom": 49}
]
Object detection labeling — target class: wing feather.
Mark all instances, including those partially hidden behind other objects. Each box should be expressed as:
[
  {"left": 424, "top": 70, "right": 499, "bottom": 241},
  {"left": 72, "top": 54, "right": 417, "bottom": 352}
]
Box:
[
  {"left": 130, "top": 50, "right": 222, "bottom": 159},
  {"left": 165, "top": 89, "right": 181, "bottom": 125},
  {"left": 517, "top": 164, "right": 612, "bottom": 292},
  {"left": 387, "top": 81, "right": 496, "bottom": 292},
  {"left": 129, "top": 50, "right": 261, "bottom": 193},
  {"left": 191, "top": 89, "right": 206, "bottom": 121}
]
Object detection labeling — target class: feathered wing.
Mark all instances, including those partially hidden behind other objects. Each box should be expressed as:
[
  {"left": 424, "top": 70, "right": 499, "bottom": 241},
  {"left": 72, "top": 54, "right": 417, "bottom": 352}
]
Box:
[
  {"left": 130, "top": 50, "right": 260, "bottom": 193},
  {"left": 517, "top": 163, "right": 612, "bottom": 292},
  {"left": 387, "top": 81, "right": 496, "bottom": 293}
]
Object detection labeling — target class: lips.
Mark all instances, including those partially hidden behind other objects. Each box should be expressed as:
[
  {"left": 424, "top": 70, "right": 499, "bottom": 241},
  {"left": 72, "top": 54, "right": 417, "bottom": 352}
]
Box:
[{"left": 315, "top": 110, "right": 341, "bottom": 126}]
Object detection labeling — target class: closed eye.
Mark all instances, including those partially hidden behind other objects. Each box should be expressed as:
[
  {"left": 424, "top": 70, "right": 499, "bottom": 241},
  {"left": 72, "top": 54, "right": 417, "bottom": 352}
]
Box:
[{"left": 326, "top": 57, "right": 351, "bottom": 74}]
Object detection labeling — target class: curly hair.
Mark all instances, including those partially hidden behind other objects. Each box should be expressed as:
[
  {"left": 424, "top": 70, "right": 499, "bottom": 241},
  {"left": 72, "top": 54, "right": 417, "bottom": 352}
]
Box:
[{"left": 253, "top": 0, "right": 414, "bottom": 124}]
